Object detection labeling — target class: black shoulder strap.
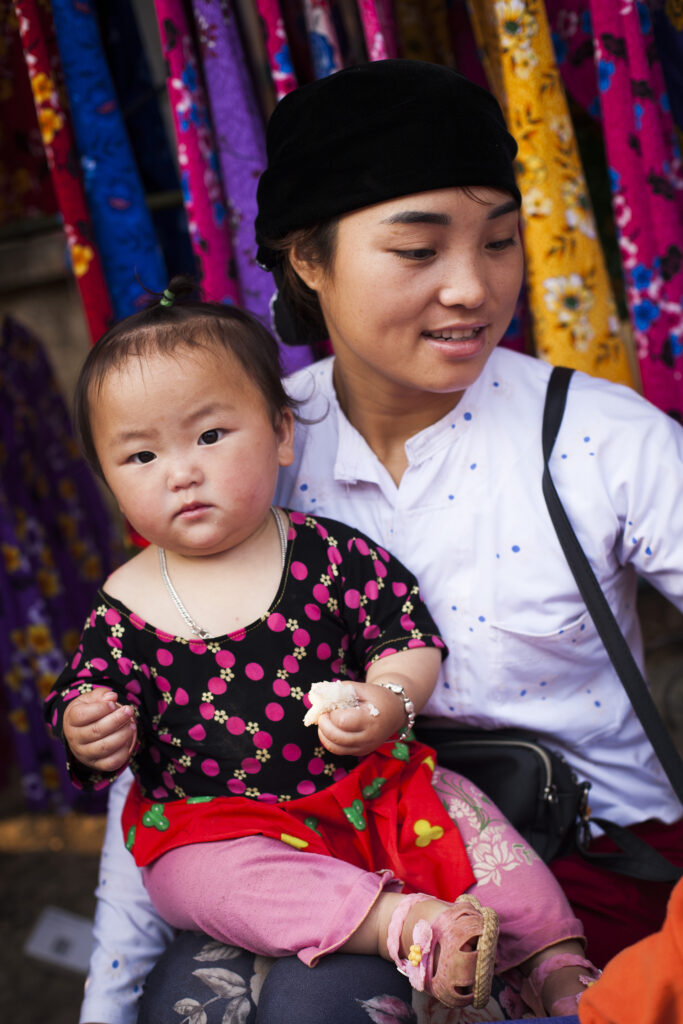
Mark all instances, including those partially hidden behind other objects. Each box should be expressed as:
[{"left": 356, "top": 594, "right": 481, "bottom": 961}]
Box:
[{"left": 542, "top": 367, "right": 683, "bottom": 879}]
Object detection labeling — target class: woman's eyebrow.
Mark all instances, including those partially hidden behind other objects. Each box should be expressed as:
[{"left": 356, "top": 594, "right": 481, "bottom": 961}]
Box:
[
  {"left": 487, "top": 199, "right": 520, "bottom": 220},
  {"left": 380, "top": 211, "right": 451, "bottom": 226}
]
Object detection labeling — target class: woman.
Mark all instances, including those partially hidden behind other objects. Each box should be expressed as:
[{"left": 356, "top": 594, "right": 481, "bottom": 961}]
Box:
[{"left": 79, "top": 61, "right": 683, "bottom": 1024}]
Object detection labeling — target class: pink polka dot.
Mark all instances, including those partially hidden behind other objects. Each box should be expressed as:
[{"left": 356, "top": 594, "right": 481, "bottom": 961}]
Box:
[
  {"left": 283, "top": 654, "right": 299, "bottom": 674},
  {"left": 162, "top": 771, "right": 174, "bottom": 789},
  {"left": 104, "top": 608, "right": 121, "bottom": 626},
  {"left": 202, "top": 759, "right": 220, "bottom": 777},
  {"left": 253, "top": 730, "right": 272, "bottom": 748},
  {"left": 157, "top": 648, "right": 173, "bottom": 666},
  {"left": 330, "top": 659, "right": 342, "bottom": 674},
  {"left": 107, "top": 636, "right": 122, "bottom": 650},
  {"left": 297, "top": 780, "right": 316, "bottom": 795},
  {"left": 158, "top": 733, "right": 172, "bottom": 744},
  {"left": 364, "top": 580, "right": 379, "bottom": 600},
  {"left": 228, "top": 779, "right": 246, "bottom": 794},
  {"left": 344, "top": 589, "right": 361, "bottom": 609},
  {"left": 313, "top": 583, "right": 329, "bottom": 603},
  {"left": 317, "top": 642, "right": 331, "bottom": 660},
  {"left": 227, "top": 716, "right": 246, "bottom": 735},
  {"left": 305, "top": 603, "right": 321, "bottom": 621},
  {"left": 189, "top": 724, "right": 205, "bottom": 741},
  {"left": 216, "top": 650, "right": 235, "bottom": 669},
  {"left": 229, "top": 628, "right": 246, "bottom": 642},
  {"left": 328, "top": 547, "right": 342, "bottom": 565},
  {"left": 152, "top": 787, "right": 168, "bottom": 799},
  {"left": 392, "top": 581, "right": 408, "bottom": 597},
  {"left": 242, "top": 757, "right": 260, "bottom": 774},
  {"left": 308, "top": 757, "right": 324, "bottom": 775},
  {"left": 333, "top": 767, "right": 348, "bottom": 782},
  {"left": 408, "top": 638, "right": 426, "bottom": 648},
  {"left": 200, "top": 703, "right": 215, "bottom": 720},
  {"left": 265, "top": 702, "right": 284, "bottom": 721},
  {"left": 379, "top": 647, "right": 397, "bottom": 658},
  {"left": 258, "top": 793, "right": 278, "bottom": 803},
  {"left": 156, "top": 676, "right": 170, "bottom": 692},
  {"left": 118, "top": 657, "right": 132, "bottom": 675},
  {"left": 291, "top": 561, "right": 308, "bottom": 580},
  {"left": 140, "top": 665, "right": 151, "bottom": 678},
  {"left": 358, "top": 608, "right": 366, "bottom": 624},
  {"left": 267, "top": 612, "right": 287, "bottom": 632},
  {"left": 130, "top": 613, "right": 146, "bottom": 631},
  {"left": 401, "top": 614, "right": 415, "bottom": 630},
  {"left": 315, "top": 522, "right": 329, "bottom": 539},
  {"left": 273, "top": 679, "right": 291, "bottom": 697},
  {"left": 174, "top": 688, "right": 189, "bottom": 705},
  {"left": 76, "top": 670, "right": 92, "bottom": 679},
  {"left": 363, "top": 624, "right": 380, "bottom": 639},
  {"left": 377, "top": 546, "right": 390, "bottom": 562},
  {"left": 156, "top": 629, "right": 174, "bottom": 643},
  {"left": 245, "top": 662, "right": 264, "bottom": 680},
  {"left": 70, "top": 652, "right": 81, "bottom": 669},
  {"left": 208, "top": 676, "right": 227, "bottom": 695},
  {"left": 292, "top": 628, "right": 310, "bottom": 646},
  {"left": 90, "top": 658, "right": 107, "bottom": 672},
  {"left": 354, "top": 537, "right": 369, "bottom": 556},
  {"left": 150, "top": 747, "right": 161, "bottom": 763},
  {"left": 189, "top": 639, "right": 207, "bottom": 655},
  {"left": 290, "top": 511, "right": 306, "bottom": 524},
  {"left": 283, "top": 744, "right": 301, "bottom": 762},
  {"left": 157, "top": 699, "right": 166, "bottom": 715},
  {"left": 374, "top": 559, "right": 388, "bottom": 578}
]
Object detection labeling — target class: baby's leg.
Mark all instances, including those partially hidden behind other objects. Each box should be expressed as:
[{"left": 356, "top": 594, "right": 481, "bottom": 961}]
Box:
[
  {"left": 432, "top": 765, "right": 600, "bottom": 1013},
  {"left": 143, "top": 835, "right": 402, "bottom": 966}
]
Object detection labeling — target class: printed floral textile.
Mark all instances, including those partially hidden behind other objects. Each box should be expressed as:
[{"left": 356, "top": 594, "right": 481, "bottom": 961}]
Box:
[
  {"left": 14, "top": 0, "right": 113, "bottom": 342},
  {"left": 467, "top": 0, "right": 635, "bottom": 387},
  {"left": 357, "top": 0, "right": 398, "bottom": 60},
  {"left": 302, "top": 0, "right": 343, "bottom": 78},
  {"left": 48, "top": 0, "right": 167, "bottom": 320},
  {"left": 154, "top": 0, "right": 241, "bottom": 305},
  {"left": 0, "top": 4, "right": 56, "bottom": 225},
  {"left": 0, "top": 317, "right": 121, "bottom": 811},
  {"left": 591, "top": 0, "right": 683, "bottom": 419},
  {"left": 255, "top": 0, "right": 299, "bottom": 99}
]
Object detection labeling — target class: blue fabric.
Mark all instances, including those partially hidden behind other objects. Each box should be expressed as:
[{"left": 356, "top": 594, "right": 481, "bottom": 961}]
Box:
[{"left": 50, "top": 0, "right": 167, "bottom": 319}]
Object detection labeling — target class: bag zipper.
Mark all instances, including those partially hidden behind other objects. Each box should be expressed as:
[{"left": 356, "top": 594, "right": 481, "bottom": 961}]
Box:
[{"left": 450, "top": 736, "right": 558, "bottom": 807}]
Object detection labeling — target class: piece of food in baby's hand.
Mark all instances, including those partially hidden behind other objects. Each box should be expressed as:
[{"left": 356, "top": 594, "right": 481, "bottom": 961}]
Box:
[{"left": 303, "top": 680, "right": 360, "bottom": 726}]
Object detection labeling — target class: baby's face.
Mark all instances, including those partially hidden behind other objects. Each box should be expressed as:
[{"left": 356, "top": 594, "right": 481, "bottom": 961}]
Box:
[{"left": 91, "top": 343, "right": 294, "bottom": 557}]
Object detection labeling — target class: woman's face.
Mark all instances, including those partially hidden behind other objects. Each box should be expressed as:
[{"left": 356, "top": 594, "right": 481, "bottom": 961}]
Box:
[{"left": 295, "top": 187, "right": 523, "bottom": 410}]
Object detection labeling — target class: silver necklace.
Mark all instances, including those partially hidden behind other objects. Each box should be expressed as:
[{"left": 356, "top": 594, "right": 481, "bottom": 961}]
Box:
[{"left": 158, "top": 506, "right": 288, "bottom": 639}]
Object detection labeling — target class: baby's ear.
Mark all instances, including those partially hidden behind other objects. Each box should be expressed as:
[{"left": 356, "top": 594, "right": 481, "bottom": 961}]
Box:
[{"left": 276, "top": 407, "right": 295, "bottom": 467}]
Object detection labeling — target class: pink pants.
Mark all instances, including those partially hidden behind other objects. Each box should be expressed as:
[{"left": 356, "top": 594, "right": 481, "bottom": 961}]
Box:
[{"left": 143, "top": 766, "right": 583, "bottom": 972}]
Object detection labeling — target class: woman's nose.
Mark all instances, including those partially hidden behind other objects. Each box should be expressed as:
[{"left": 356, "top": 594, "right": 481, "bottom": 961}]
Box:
[{"left": 437, "top": 257, "right": 487, "bottom": 309}]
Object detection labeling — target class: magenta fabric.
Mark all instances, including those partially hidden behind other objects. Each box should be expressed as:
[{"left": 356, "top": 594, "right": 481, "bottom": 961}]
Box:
[
  {"left": 255, "top": 0, "right": 299, "bottom": 99},
  {"left": 357, "top": 0, "right": 398, "bottom": 61},
  {"left": 153, "top": 0, "right": 240, "bottom": 305},
  {"left": 591, "top": 0, "right": 683, "bottom": 419}
]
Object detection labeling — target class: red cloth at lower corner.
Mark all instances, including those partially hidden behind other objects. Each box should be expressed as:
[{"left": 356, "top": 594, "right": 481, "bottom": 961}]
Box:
[
  {"left": 122, "top": 740, "right": 476, "bottom": 902},
  {"left": 550, "top": 816, "right": 683, "bottom": 968}
]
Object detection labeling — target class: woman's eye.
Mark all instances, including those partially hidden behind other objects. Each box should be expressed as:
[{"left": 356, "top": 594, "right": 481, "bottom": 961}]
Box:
[
  {"left": 198, "top": 429, "right": 224, "bottom": 446},
  {"left": 130, "top": 451, "right": 156, "bottom": 464},
  {"left": 486, "top": 237, "right": 516, "bottom": 252},
  {"left": 395, "top": 248, "right": 436, "bottom": 261}
]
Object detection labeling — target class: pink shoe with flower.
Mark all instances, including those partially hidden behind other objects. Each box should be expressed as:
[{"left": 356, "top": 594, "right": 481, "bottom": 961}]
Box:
[{"left": 386, "top": 892, "right": 499, "bottom": 1009}]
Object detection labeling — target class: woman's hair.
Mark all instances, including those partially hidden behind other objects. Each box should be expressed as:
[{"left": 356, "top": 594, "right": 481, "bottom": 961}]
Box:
[
  {"left": 75, "top": 276, "right": 297, "bottom": 478},
  {"left": 262, "top": 220, "right": 339, "bottom": 340}
]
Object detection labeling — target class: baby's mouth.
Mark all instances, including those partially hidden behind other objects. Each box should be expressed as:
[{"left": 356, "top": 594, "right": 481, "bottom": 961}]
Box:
[{"left": 422, "top": 326, "right": 483, "bottom": 342}]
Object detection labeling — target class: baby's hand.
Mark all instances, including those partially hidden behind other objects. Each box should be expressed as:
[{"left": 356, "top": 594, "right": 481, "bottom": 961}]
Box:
[
  {"left": 316, "top": 683, "right": 406, "bottom": 757},
  {"left": 63, "top": 689, "right": 137, "bottom": 772}
]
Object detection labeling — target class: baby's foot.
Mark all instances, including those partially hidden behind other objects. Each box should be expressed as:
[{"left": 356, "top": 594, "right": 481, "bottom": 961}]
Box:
[
  {"left": 385, "top": 892, "right": 499, "bottom": 1009},
  {"left": 521, "top": 951, "right": 601, "bottom": 1016}
]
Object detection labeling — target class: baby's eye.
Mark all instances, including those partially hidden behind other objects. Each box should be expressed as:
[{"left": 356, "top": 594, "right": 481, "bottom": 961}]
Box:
[
  {"left": 198, "top": 429, "right": 224, "bottom": 445},
  {"left": 130, "top": 451, "right": 156, "bottom": 464}
]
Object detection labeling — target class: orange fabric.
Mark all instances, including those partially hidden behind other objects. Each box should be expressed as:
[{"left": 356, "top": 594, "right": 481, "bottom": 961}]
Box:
[
  {"left": 578, "top": 878, "right": 683, "bottom": 1024},
  {"left": 122, "top": 739, "right": 476, "bottom": 902}
]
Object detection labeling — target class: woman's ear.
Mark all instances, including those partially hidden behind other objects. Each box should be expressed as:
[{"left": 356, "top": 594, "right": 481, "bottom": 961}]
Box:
[{"left": 288, "top": 246, "right": 324, "bottom": 292}]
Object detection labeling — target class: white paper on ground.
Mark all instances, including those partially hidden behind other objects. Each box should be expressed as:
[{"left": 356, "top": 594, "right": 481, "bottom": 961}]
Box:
[{"left": 24, "top": 905, "right": 94, "bottom": 974}]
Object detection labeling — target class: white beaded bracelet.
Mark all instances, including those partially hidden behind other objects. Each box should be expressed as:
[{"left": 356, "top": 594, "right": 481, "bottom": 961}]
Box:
[{"left": 377, "top": 682, "right": 416, "bottom": 741}]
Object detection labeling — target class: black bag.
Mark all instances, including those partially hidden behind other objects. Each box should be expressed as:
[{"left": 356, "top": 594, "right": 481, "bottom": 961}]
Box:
[
  {"left": 415, "top": 725, "right": 590, "bottom": 863},
  {"left": 417, "top": 368, "right": 683, "bottom": 881}
]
